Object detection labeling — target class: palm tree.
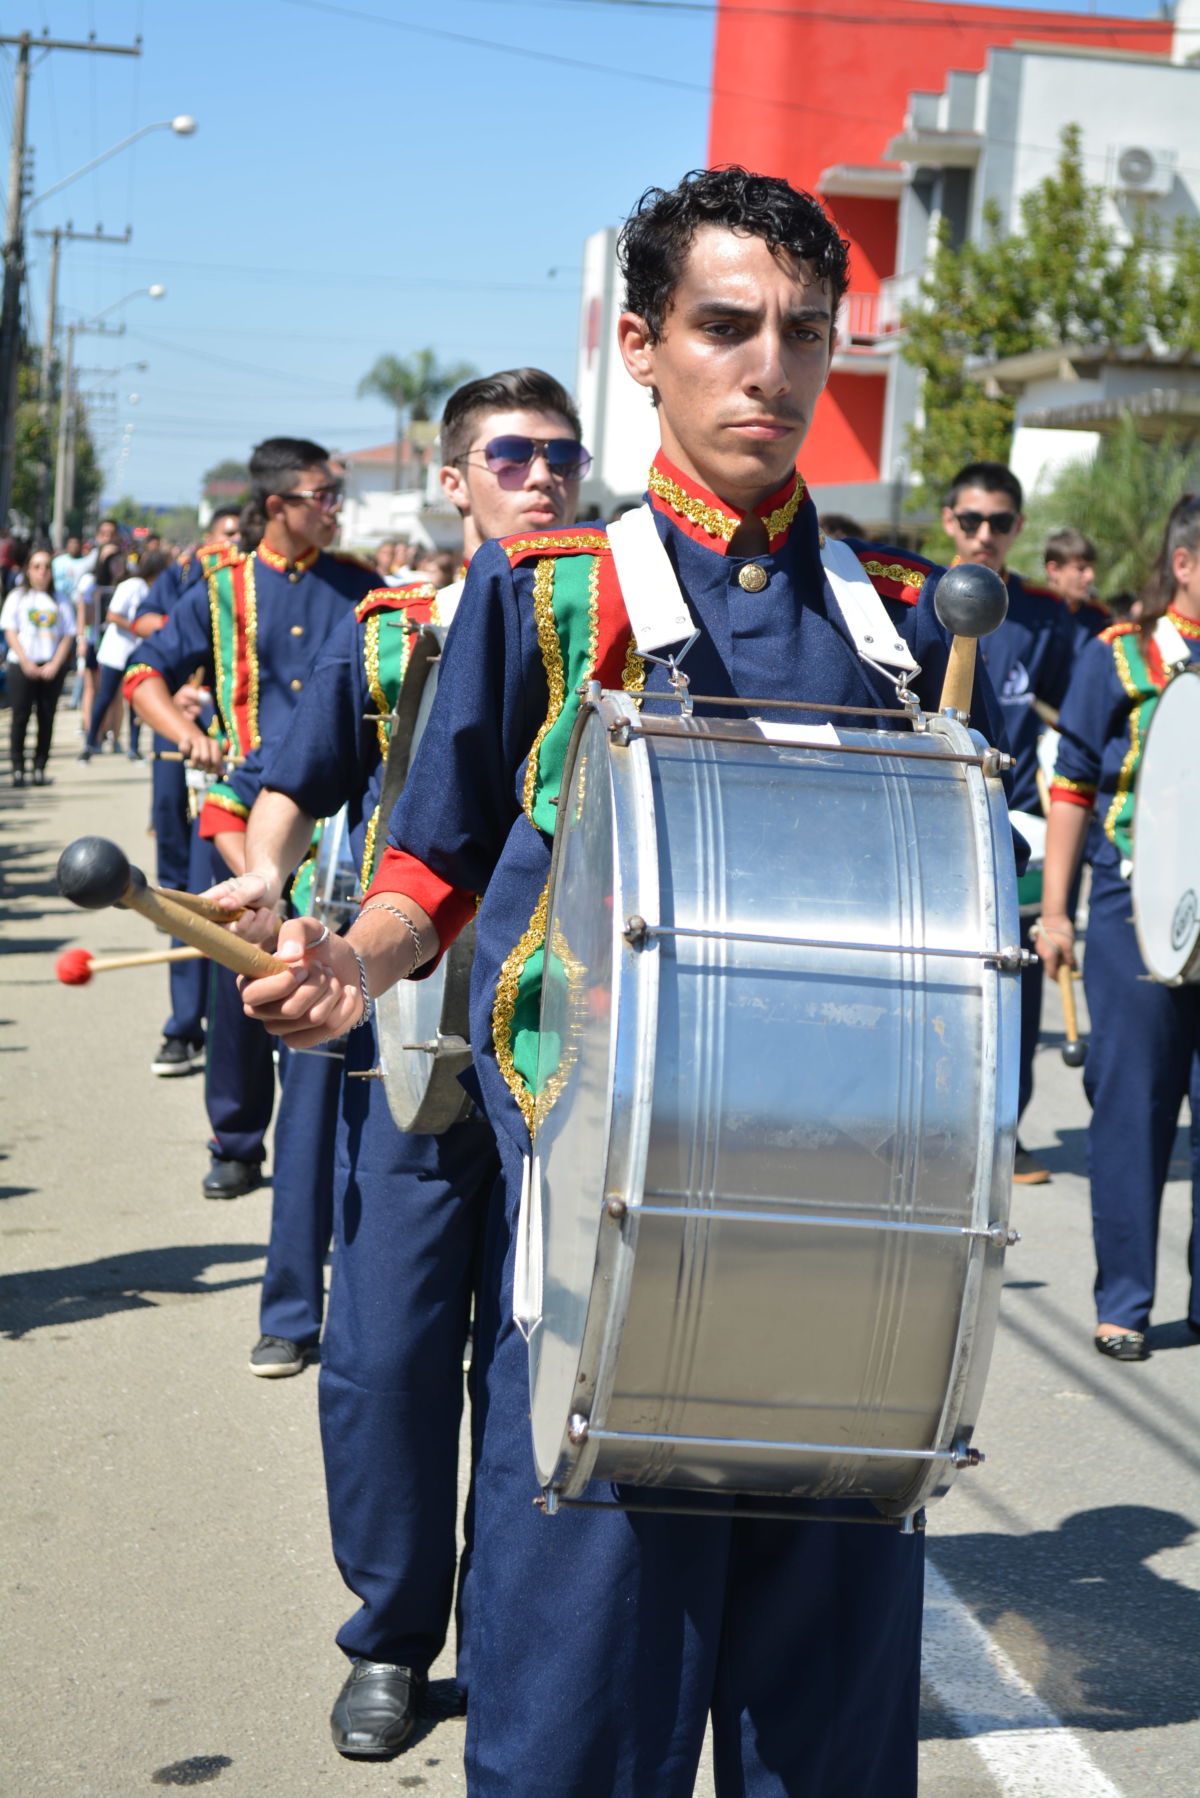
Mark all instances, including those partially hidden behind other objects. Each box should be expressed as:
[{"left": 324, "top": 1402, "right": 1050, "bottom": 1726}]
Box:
[
  {"left": 1018, "top": 415, "right": 1200, "bottom": 599},
  {"left": 357, "top": 348, "right": 478, "bottom": 490}
]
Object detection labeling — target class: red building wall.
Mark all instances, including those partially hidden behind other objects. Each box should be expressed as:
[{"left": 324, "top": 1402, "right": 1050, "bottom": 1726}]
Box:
[{"left": 706, "top": 0, "right": 1172, "bottom": 487}]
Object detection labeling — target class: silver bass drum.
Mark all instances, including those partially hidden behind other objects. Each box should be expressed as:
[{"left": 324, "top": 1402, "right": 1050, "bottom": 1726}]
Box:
[
  {"left": 529, "top": 691, "right": 1021, "bottom": 1519},
  {"left": 1132, "top": 664, "right": 1200, "bottom": 985},
  {"left": 373, "top": 625, "right": 475, "bottom": 1134}
]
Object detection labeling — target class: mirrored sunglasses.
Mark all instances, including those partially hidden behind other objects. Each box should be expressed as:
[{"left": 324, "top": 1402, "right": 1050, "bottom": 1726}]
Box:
[
  {"left": 481, "top": 435, "right": 592, "bottom": 480},
  {"left": 279, "top": 484, "right": 344, "bottom": 512}
]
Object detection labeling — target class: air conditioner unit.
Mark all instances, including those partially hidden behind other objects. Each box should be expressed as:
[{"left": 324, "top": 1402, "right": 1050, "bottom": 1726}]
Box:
[{"left": 1110, "top": 144, "right": 1176, "bottom": 198}]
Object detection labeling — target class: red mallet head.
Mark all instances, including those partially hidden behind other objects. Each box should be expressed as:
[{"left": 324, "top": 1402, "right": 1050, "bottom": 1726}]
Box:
[{"left": 56, "top": 948, "right": 95, "bottom": 986}]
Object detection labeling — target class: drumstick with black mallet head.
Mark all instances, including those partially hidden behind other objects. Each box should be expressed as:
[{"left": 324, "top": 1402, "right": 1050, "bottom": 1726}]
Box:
[
  {"left": 933, "top": 563, "right": 1010, "bottom": 715},
  {"left": 56, "top": 837, "right": 289, "bottom": 980},
  {"left": 1057, "top": 965, "right": 1087, "bottom": 1067}
]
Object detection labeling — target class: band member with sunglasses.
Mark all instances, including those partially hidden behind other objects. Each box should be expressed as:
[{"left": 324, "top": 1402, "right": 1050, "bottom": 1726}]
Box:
[
  {"left": 204, "top": 371, "right": 588, "bottom": 1755},
  {"left": 942, "top": 461, "right": 1075, "bottom": 1187},
  {"left": 125, "top": 440, "right": 378, "bottom": 1332},
  {"left": 236, "top": 170, "right": 1011, "bottom": 1797}
]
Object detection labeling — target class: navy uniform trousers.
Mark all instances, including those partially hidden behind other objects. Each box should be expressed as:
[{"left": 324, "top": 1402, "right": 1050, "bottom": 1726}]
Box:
[
  {"left": 320, "top": 1023, "right": 498, "bottom": 1674},
  {"left": 1082, "top": 870, "right": 1200, "bottom": 1333},
  {"left": 151, "top": 744, "right": 207, "bottom": 1046},
  {"left": 199, "top": 834, "right": 341, "bottom": 1345},
  {"left": 463, "top": 1129, "right": 925, "bottom": 1798}
]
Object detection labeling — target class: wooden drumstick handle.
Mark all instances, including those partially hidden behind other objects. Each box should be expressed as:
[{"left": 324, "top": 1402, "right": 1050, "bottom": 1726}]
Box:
[
  {"left": 89, "top": 947, "right": 205, "bottom": 972},
  {"left": 939, "top": 637, "right": 977, "bottom": 716},
  {"left": 57, "top": 837, "right": 288, "bottom": 981},
  {"left": 152, "top": 886, "right": 247, "bottom": 923},
  {"left": 121, "top": 882, "right": 287, "bottom": 978}
]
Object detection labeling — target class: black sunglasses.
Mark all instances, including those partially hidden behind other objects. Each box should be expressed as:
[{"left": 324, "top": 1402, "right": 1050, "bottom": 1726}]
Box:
[
  {"left": 953, "top": 508, "right": 1018, "bottom": 536},
  {"left": 471, "top": 435, "right": 592, "bottom": 480}
]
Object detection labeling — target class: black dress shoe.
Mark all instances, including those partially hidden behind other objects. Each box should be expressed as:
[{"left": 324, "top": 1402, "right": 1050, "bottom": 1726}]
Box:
[
  {"left": 1094, "top": 1329, "right": 1149, "bottom": 1362},
  {"left": 331, "top": 1660, "right": 425, "bottom": 1758},
  {"left": 201, "top": 1156, "right": 263, "bottom": 1200}
]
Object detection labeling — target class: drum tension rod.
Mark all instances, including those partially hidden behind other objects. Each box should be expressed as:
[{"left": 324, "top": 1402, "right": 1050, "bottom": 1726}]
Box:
[
  {"left": 623, "top": 914, "right": 1034, "bottom": 971},
  {"left": 536, "top": 1493, "right": 928, "bottom": 1531}
]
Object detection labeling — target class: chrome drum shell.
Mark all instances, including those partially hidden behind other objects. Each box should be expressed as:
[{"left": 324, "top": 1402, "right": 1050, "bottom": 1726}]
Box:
[{"left": 529, "top": 693, "right": 1020, "bottom": 1517}]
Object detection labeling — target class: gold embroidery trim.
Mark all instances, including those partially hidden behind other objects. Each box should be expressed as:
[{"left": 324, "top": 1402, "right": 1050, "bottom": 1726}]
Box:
[
  {"left": 244, "top": 554, "right": 261, "bottom": 749},
  {"left": 532, "top": 918, "right": 589, "bottom": 1134},
  {"left": 862, "top": 558, "right": 927, "bottom": 593},
  {"left": 360, "top": 807, "right": 380, "bottom": 895},
  {"left": 493, "top": 879, "right": 551, "bottom": 1131},
  {"left": 364, "top": 614, "right": 391, "bottom": 758},
  {"left": 1168, "top": 606, "right": 1200, "bottom": 638},
  {"left": 1104, "top": 635, "right": 1147, "bottom": 845},
  {"left": 1050, "top": 774, "right": 1094, "bottom": 799},
  {"left": 522, "top": 559, "right": 564, "bottom": 821},
  {"left": 648, "top": 465, "right": 737, "bottom": 541},
  {"left": 762, "top": 477, "right": 805, "bottom": 542},
  {"left": 208, "top": 570, "right": 227, "bottom": 745},
  {"left": 504, "top": 532, "right": 609, "bottom": 562}
]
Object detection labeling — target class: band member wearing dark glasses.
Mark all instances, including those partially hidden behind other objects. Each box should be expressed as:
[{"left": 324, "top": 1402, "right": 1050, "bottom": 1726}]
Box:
[
  {"left": 942, "top": 462, "right": 1075, "bottom": 1187},
  {"left": 204, "top": 371, "right": 586, "bottom": 1756},
  {"left": 125, "top": 438, "right": 379, "bottom": 1361},
  {"left": 239, "top": 170, "right": 1007, "bottom": 1797}
]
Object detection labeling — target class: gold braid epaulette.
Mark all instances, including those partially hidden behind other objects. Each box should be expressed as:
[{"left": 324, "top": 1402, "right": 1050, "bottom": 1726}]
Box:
[
  {"left": 1099, "top": 619, "right": 1140, "bottom": 645},
  {"left": 855, "top": 549, "right": 931, "bottom": 602},
  {"left": 501, "top": 530, "right": 611, "bottom": 566},
  {"left": 354, "top": 582, "right": 436, "bottom": 622}
]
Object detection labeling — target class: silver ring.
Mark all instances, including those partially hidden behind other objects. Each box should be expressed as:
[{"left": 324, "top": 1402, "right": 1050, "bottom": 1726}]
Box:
[{"left": 312, "top": 924, "right": 331, "bottom": 948}]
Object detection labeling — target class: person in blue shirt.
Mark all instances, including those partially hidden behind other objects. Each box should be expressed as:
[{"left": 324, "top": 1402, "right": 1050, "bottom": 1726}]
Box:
[
  {"left": 1036, "top": 492, "right": 1200, "bottom": 1361},
  {"left": 238, "top": 169, "right": 1010, "bottom": 1798},
  {"left": 942, "top": 462, "right": 1076, "bottom": 1185},
  {"left": 126, "top": 441, "right": 377, "bottom": 1225},
  {"left": 204, "top": 368, "right": 587, "bottom": 1756},
  {"left": 1042, "top": 524, "right": 1110, "bottom": 654}
]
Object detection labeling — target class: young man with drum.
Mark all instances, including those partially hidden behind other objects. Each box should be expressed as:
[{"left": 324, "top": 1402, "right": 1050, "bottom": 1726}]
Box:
[
  {"left": 239, "top": 169, "right": 1006, "bottom": 1796},
  {"left": 1036, "top": 492, "right": 1200, "bottom": 1361},
  {"left": 206, "top": 370, "right": 588, "bottom": 1756}
]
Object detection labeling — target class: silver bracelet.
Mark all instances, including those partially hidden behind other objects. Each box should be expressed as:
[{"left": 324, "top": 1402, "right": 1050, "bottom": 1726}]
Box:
[
  {"left": 359, "top": 902, "right": 426, "bottom": 976},
  {"left": 349, "top": 948, "right": 374, "bottom": 1029}
]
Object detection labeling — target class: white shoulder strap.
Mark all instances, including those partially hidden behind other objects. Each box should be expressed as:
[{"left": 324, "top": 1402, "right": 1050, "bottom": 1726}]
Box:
[
  {"left": 606, "top": 502, "right": 919, "bottom": 673},
  {"left": 432, "top": 576, "right": 465, "bottom": 629},
  {"left": 818, "top": 536, "right": 919, "bottom": 673},
  {"left": 605, "top": 505, "right": 696, "bottom": 653},
  {"left": 1153, "top": 612, "right": 1191, "bottom": 672}
]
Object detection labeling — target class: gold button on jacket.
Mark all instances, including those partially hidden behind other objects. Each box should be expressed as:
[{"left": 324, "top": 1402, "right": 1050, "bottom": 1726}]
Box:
[{"left": 738, "top": 563, "right": 768, "bottom": 593}]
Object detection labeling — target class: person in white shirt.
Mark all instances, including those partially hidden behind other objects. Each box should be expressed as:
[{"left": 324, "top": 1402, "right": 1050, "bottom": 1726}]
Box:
[
  {"left": 79, "top": 549, "right": 171, "bottom": 762},
  {"left": 1, "top": 548, "right": 76, "bottom": 786}
]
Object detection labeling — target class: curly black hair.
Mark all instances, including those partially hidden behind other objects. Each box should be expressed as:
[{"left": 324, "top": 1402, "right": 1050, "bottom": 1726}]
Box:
[{"left": 618, "top": 167, "right": 850, "bottom": 343}]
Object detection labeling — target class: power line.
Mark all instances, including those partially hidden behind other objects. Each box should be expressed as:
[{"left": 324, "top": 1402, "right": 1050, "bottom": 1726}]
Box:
[{"left": 464, "top": 0, "right": 1171, "bottom": 30}]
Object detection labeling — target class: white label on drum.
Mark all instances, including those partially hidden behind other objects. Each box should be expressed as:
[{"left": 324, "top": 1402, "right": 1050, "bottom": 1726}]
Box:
[{"left": 748, "top": 720, "right": 840, "bottom": 748}]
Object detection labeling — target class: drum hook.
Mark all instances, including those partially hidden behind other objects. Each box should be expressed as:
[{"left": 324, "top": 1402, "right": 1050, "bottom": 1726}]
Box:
[{"left": 639, "top": 631, "right": 701, "bottom": 715}]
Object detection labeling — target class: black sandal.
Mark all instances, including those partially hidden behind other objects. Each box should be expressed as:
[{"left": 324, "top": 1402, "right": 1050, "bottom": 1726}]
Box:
[{"left": 1094, "top": 1330, "right": 1148, "bottom": 1362}]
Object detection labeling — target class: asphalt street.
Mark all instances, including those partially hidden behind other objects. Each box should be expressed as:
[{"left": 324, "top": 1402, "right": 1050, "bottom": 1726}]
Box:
[{"left": 2, "top": 733, "right": 1197, "bottom": 1797}]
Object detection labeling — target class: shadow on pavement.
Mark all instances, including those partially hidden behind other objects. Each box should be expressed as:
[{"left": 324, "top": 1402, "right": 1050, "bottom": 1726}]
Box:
[
  {"left": 924, "top": 1505, "right": 1200, "bottom": 1735},
  {"left": 0, "top": 1243, "right": 264, "bottom": 1339}
]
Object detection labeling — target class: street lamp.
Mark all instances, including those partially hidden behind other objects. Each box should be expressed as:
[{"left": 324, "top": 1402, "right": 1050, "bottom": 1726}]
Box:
[
  {"left": 25, "top": 118, "right": 198, "bottom": 217},
  {"left": 51, "top": 286, "right": 165, "bottom": 545}
]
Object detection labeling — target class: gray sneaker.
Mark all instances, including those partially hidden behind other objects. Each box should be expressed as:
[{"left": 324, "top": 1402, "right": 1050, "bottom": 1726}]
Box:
[{"left": 248, "top": 1335, "right": 311, "bottom": 1378}]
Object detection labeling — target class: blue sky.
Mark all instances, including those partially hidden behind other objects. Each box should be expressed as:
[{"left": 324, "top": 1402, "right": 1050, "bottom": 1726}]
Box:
[{"left": 1, "top": 0, "right": 1170, "bottom": 509}]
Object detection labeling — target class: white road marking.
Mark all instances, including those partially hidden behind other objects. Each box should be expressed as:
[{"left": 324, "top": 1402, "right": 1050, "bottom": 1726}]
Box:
[{"left": 924, "top": 1559, "right": 1125, "bottom": 1797}]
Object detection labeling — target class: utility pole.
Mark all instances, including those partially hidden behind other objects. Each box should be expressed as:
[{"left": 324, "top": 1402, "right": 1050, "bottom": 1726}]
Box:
[
  {"left": 33, "top": 222, "right": 130, "bottom": 536},
  {"left": 0, "top": 29, "right": 141, "bottom": 528},
  {"left": 51, "top": 316, "right": 127, "bottom": 544}
]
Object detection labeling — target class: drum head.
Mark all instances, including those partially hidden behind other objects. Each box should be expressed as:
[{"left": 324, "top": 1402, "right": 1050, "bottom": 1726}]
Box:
[
  {"left": 1133, "top": 666, "right": 1200, "bottom": 984},
  {"left": 529, "top": 709, "right": 647, "bottom": 1488}
]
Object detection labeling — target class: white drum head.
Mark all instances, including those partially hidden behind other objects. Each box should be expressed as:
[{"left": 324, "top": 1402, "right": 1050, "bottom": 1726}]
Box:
[{"left": 1133, "top": 666, "right": 1200, "bottom": 985}]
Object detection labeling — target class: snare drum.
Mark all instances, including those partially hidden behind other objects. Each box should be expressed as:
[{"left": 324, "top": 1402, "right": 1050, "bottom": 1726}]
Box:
[
  {"left": 307, "top": 806, "right": 360, "bottom": 933},
  {"left": 1133, "top": 664, "right": 1200, "bottom": 984},
  {"left": 528, "top": 692, "right": 1021, "bottom": 1519},
  {"left": 373, "top": 626, "right": 475, "bottom": 1134}
]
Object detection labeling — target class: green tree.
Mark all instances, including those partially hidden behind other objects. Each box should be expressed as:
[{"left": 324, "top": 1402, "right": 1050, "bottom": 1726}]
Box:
[
  {"left": 1015, "top": 415, "right": 1200, "bottom": 598},
  {"left": 902, "top": 125, "right": 1200, "bottom": 537},
  {"left": 357, "top": 348, "right": 478, "bottom": 488}
]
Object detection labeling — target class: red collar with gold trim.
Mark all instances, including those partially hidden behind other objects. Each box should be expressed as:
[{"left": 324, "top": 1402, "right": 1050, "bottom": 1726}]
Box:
[
  {"left": 256, "top": 542, "right": 319, "bottom": 578},
  {"left": 646, "top": 452, "right": 807, "bottom": 556},
  {"left": 1168, "top": 605, "right": 1200, "bottom": 639}
]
